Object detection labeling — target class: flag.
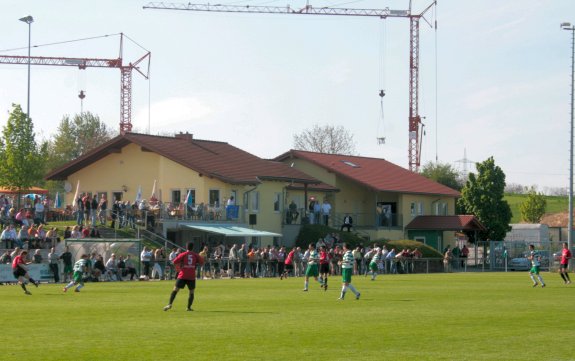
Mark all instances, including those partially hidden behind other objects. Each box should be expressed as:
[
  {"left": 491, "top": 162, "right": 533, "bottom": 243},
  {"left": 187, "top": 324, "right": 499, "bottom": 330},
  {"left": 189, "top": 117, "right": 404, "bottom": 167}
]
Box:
[
  {"left": 54, "top": 192, "right": 62, "bottom": 208},
  {"left": 185, "top": 190, "right": 193, "bottom": 206},
  {"left": 150, "top": 180, "right": 157, "bottom": 200},
  {"left": 135, "top": 185, "right": 142, "bottom": 203},
  {"left": 72, "top": 180, "right": 80, "bottom": 210}
]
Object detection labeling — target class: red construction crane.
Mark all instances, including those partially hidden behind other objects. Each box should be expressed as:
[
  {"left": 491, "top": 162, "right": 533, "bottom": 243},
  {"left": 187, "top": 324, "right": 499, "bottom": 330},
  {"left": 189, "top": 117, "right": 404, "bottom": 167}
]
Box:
[
  {"left": 143, "top": 1, "right": 435, "bottom": 172},
  {"left": 0, "top": 33, "right": 150, "bottom": 135}
]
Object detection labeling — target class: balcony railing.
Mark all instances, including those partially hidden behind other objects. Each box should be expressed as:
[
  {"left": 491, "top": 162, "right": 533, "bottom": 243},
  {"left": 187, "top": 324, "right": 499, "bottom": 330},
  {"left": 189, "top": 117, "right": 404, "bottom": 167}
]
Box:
[{"left": 283, "top": 208, "right": 403, "bottom": 229}]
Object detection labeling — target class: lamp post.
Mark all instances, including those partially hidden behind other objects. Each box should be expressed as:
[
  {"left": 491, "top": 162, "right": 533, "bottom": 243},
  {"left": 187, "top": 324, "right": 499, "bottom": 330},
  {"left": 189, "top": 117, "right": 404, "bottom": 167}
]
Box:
[
  {"left": 19, "top": 15, "right": 33, "bottom": 120},
  {"left": 561, "top": 22, "right": 574, "bottom": 254}
]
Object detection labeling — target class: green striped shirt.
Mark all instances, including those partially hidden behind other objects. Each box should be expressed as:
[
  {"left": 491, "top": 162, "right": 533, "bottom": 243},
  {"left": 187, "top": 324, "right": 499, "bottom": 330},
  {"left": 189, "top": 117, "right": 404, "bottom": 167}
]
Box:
[{"left": 342, "top": 251, "right": 354, "bottom": 269}]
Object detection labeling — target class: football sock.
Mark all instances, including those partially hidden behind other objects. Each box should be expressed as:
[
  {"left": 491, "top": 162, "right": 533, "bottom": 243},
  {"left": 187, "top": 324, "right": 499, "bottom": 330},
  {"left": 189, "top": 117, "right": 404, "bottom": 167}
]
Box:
[
  {"left": 187, "top": 293, "right": 195, "bottom": 309},
  {"left": 537, "top": 275, "right": 545, "bottom": 285},
  {"left": 566, "top": 273, "right": 571, "bottom": 281},
  {"left": 76, "top": 284, "right": 84, "bottom": 291},
  {"left": 169, "top": 290, "right": 178, "bottom": 305},
  {"left": 340, "top": 285, "right": 347, "bottom": 299},
  {"left": 20, "top": 283, "right": 27, "bottom": 291},
  {"left": 529, "top": 274, "right": 537, "bottom": 283},
  {"left": 348, "top": 284, "right": 359, "bottom": 295},
  {"left": 64, "top": 281, "right": 74, "bottom": 290},
  {"left": 560, "top": 273, "right": 567, "bottom": 282},
  {"left": 304, "top": 280, "right": 309, "bottom": 289}
]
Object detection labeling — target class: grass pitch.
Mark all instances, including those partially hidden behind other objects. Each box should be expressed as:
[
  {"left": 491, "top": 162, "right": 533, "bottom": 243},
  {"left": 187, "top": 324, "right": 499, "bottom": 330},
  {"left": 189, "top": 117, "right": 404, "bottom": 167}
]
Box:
[{"left": 3, "top": 272, "right": 574, "bottom": 361}]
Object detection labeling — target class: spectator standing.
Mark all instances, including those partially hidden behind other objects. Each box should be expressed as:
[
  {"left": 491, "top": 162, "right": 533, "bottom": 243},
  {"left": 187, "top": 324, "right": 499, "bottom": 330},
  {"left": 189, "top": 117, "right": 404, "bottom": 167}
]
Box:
[
  {"left": 91, "top": 196, "right": 99, "bottom": 227},
  {"left": 140, "top": 246, "right": 153, "bottom": 279},
  {"left": 60, "top": 246, "right": 73, "bottom": 282},
  {"left": 48, "top": 247, "right": 60, "bottom": 283},
  {"left": 321, "top": 199, "right": 331, "bottom": 226},
  {"left": 98, "top": 195, "right": 107, "bottom": 225},
  {"left": 340, "top": 214, "right": 353, "bottom": 232}
]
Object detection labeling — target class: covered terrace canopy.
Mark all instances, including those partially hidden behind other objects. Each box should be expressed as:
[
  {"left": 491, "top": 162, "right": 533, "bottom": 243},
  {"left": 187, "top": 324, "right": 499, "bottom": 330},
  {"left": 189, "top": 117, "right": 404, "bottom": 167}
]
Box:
[
  {"left": 185, "top": 224, "right": 282, "bottom": 237},
  {"left": 0, "top": 186, "right": 48, "bottom": 195}
]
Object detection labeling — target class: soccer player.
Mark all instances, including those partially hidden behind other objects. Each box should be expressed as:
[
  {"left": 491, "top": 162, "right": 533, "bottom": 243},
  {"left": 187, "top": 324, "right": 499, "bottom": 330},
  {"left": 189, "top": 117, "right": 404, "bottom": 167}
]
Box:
[
  {"left": 338, "top": 243, "right": 360, "bottom": 300},
  {"left": 164, "top": 242, "right": 204, "bottom": 312},
  {"left": 528, "top": 244, "right": 546, "bottom": 288},
  {"left": 303, "top": 243, "right": 321, "bottom": 291},
  {"left": 559, "top": 242, "right": 572, "bottom": 284},
  {"left": 281, "top": 247, "right": 295, "bottom": 280},
  {"left": 63, "top": 254, "right": 89, "bottom": 293},
  {"left": 318, "top": 246, "right": 330, "bottom": 291},
  {"left": 12, "top": 250, "right": 40, "bottom": 295},
  {"left": 367, "top": 246, "right": 382, "bottom": 281}
]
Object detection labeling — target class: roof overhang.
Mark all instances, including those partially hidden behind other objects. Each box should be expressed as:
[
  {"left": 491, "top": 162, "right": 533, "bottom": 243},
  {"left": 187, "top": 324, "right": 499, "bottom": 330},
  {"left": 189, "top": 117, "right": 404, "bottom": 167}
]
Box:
[{"left": 185, "top": 225, "right": 282, "bottom": 237}]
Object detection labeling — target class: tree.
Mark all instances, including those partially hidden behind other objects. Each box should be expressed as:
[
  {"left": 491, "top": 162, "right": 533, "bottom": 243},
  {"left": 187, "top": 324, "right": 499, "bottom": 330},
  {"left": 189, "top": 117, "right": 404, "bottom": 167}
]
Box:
[
  {"left": 46, "top": 112, "right": 116, "bottom": 171},
  {"left": 457, "top": 157, "right": 512, "bottom": 241},
  {"left": 293, "top": 124, "right": 356, "bottom": 155},
  {"left": 519, "top": 188, "right": 547, "bottom": 223},
  {"left": 420, "top": 162, "right": 462, "bottom": 191},
  {"left": 0, "top": 104, "right": 46, "bottom": 199}
]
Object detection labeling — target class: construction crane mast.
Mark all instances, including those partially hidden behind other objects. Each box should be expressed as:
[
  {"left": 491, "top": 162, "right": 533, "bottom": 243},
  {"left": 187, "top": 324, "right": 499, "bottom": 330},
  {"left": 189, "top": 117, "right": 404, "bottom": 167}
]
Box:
[
  {"left": 0, "top": 33, "right": 150, "bottom": 134},
  {"left": 144, "top": 1, "right": 436, "bottom": 172}
]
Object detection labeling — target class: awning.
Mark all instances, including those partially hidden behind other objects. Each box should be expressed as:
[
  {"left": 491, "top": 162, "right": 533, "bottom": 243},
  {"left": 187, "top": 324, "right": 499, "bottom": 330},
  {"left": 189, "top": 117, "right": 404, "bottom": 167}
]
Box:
[
  {"left": 185, "top": 225, "right": 282, "bottom": 237},
  {"left": 0, "top": 186, "right": 49, "bottom": 195}
]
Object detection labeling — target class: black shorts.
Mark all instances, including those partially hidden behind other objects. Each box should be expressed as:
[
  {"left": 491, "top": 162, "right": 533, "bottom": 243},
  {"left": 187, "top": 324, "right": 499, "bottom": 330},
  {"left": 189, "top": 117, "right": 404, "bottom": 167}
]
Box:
[
  {"left": 560, "top": 264, "right": 569, "bottom": 270},
  {"left": 175, "top": 278, "right": 196, "bottom": 290},
  {"left": 285, "top": 264, "right": 294, "bottom": 271},
  {"left": 13, "top": 268, "right": 26, "bottom": 278},
  {"left": 320, "top": 263, "right": 330, "bottom": 274}
]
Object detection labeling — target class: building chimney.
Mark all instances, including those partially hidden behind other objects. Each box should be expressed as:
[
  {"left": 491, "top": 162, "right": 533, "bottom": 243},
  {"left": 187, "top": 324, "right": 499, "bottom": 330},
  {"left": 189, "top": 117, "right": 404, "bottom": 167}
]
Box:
[{"left": 175, "top": 132, "right": 194, "bottom": 141}]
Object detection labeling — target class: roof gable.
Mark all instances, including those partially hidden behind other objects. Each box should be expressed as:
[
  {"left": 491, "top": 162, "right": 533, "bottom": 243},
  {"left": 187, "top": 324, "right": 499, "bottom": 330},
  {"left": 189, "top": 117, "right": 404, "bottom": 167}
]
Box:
[
  {"left": 46, "top": 133, "right": 320, "bottom": 185},
  {"left": 275, "top": 150, "right": 460, "bottom": 197},
  {"left": 405, "top": 215, "right": 486, "bottom": 231}
]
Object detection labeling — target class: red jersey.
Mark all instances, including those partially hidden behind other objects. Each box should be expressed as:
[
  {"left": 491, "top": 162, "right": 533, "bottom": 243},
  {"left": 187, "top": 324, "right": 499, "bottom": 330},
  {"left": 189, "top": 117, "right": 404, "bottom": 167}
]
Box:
[
  {"left": 561, "top": 248, "right": 572, "bottom": 265},
  {"left": 12, "top": 255, "right": 26, "bottom": 270},
  {"left": 319, "top": 250, "right": 330, "bottom": 265},
  {"left": 285, "top": 250, "right": 295, "bottom": 265},
  {"left": 173, "top": 251, "right": 204, "bottom": 280}
]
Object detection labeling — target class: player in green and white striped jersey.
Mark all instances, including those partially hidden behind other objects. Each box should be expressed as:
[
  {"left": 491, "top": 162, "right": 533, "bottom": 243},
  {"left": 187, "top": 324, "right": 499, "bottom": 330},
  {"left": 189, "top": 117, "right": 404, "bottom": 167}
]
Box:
[
  {"left": 367, "top": 247, "right": 382, "bottom": 281},
  {"left": 303, "top": 244, "right": 322, "bottom": 291},
  {"left": 63, "top": 254, "right": 89, "bottom": 293},
  {"left": 338, "top": 243, "right": 360, "bottom": 300}
]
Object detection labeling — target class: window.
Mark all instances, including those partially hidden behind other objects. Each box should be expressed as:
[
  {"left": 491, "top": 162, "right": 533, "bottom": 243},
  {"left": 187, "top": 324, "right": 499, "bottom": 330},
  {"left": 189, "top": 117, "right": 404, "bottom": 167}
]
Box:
[
  {"left": 171, "top": 189, "right": 181, "bottom": 205},
  {"left": 273, "top": 193, "right": 281, "bottom": 212},
  {"left": 418, "top": 202, "right": 424, "bottom": 215},
  {"left": 410, "top": 202, "right": 416, "bottom": 216},
  {"left": 341, "top": 160, "right": 360, "bottom": 168},
  {"left": 435, "top": 202, "right": 447, "bottom": 216},
  {"left": 209, "top": 189, "right": 220, "bottom": 207},
  {"left": 414, "top": 236, "right": 426, "bottom": 245},
  {"left": 251, "top": 191, "right": 259, "bottom": 212}
]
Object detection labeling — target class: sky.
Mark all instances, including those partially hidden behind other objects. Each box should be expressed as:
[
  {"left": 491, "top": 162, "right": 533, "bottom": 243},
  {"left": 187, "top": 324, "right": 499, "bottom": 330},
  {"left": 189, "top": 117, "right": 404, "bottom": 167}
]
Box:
[{"left": 1, "top": 0, "right": 574, "bottom": 193}]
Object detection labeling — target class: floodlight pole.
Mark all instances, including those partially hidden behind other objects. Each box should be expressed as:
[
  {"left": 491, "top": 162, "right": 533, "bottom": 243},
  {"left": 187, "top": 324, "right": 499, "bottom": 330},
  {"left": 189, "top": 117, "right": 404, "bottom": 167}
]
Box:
[
  {"left": 562, "top": 22, "right": 574, "bottom": 256},
  {"left": 19, "top": 15, "right": 33, "bottom": 120}
]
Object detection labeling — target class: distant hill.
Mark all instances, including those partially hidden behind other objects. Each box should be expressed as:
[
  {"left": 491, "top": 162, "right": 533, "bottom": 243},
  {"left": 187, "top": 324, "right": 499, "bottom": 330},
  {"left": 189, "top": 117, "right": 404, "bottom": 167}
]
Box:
[{"left": 504, "top": 193, "right": 568, "bottom": 223}]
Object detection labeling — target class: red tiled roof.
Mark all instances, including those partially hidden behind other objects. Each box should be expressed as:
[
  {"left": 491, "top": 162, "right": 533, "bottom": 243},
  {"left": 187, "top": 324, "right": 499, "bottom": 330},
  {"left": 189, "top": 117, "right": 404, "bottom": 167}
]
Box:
[
  {"left": 275, "top": 150, "right": 460, "bottom": 197},
  {"left": 46, "top": 133, "right": 321, "bottom": 185},
  {"left": 405, "top": 215, "right": 486, "bottom": 231}
]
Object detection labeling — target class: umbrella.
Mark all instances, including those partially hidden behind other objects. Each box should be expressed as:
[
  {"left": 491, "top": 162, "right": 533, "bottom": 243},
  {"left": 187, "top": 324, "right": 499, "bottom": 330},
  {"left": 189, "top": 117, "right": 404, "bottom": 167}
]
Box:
[{"left": 22, "top": 193, "right": 40, "bottom": 199}]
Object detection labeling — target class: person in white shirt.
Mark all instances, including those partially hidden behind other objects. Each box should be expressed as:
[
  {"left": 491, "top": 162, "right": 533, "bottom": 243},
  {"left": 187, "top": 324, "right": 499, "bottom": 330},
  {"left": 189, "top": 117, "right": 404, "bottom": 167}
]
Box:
[{"left": 321, "top": 200, "right": 331, "bottom": 226}]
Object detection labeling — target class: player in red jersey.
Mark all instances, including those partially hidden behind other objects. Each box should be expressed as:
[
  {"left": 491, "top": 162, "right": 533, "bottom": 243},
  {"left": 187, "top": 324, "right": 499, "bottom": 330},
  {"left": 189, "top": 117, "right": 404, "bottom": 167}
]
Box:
[
  {"left": 163, "top": 242, "right": 204, "bottom": 312},
  {"left": 559, "top": 242, "right": 572, "bottom": 285},
  {"left": 12, "top": 250, "right": 40, "bottom": 295},
  {"left": 318, "top": 246, "right": 330, "bottom": 291}
]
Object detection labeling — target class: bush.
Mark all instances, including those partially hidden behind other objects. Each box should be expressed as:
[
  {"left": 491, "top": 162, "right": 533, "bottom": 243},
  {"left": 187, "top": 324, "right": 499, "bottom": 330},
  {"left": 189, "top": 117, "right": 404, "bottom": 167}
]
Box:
[{"left": 295, "top": 224, "right": 367, "bottom": 249}]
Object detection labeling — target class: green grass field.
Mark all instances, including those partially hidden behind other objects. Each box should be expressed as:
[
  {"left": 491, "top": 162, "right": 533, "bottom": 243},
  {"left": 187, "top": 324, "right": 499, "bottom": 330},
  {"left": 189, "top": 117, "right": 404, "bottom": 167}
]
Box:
[
  {"left": 505, "top": 194, "right": 568, "bottom": 223},
  {"left": 3, "top": 273, "right": 574, "bottom": 361}
]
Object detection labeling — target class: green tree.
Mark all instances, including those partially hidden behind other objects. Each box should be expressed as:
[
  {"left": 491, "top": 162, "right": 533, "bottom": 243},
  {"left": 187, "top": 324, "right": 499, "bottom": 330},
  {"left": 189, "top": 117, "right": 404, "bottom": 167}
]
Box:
[
  {"left": 519, "top": 188, "right": 547, "bottom": 223},
  {"left": 457, "top": 157, "right": 511, "bottom": 241},
  {"left": 0, "top": 104, "right": 46, "bottom": 200},
  {"left": 293, "top": 124, "right": 356, "bottom": 155},
  {"left": 420, "top": 161, "right": 462, "bottom": 191},
  {"left": 46, "top": 112, "right": 116, "bottom": 171}
]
